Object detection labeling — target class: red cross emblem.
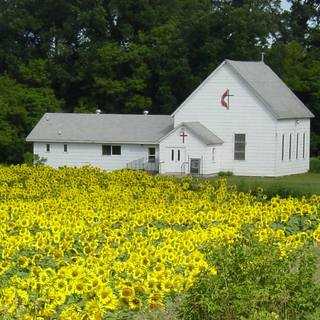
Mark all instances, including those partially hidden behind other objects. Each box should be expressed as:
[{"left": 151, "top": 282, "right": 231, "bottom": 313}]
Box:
[{"left": 180, "top": 131, "right": 188, "bottom": 143}]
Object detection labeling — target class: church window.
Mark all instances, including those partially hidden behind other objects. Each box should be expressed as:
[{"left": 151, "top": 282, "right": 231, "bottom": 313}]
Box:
[
  {"left": 171, "top": 149, "right": 174, "bottom": 161},
  {"left": 64, "top": 144, "right": 68, "bottom": 152},
  {"left": 102, "top": 145, "right": 121, "bottom": 156},
  {"left": 112, "top": 146, "right": 121, "bottom": 155},
  {"left": 281, "top": 134, "right": 285, "bottom": 161},
  {"left": 303, "top": 133, "right": 306, "bottom": 159},
  {"left": 148, "top": 147, "right": 156, "bottom": 163},
  {"left": 46, "top": 144, "right": 50, "bottom": 152},
  {"left": 296, "top": 133, "right": 299, "bottom": 159},
  {"left": 234, "top": 134, "right": 246, "bottom": 160},
  {"left": 289, "top": 134, "right": 292, "bottom": 160},
  {"left": 102, "top": 145, "right": 111, "bottom": 155}
]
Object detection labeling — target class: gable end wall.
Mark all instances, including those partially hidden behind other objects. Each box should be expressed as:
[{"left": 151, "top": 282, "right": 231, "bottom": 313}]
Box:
[{"left": 173, "top": 63, "right": 278, "bottom": 176}]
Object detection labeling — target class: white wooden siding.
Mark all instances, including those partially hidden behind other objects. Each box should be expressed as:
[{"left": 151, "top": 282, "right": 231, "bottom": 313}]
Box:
[
  {"left": 275, "top": 119, "right": 310, "bottom": 176},
  {"left": 159, "top": 127, "right": 221, "bottom": 175},
  {"left": 34, "top": 142, "right": 158, "bottom": 170},
  {"left": 173, "top": 63, "right": 279, "bottom": 176}
]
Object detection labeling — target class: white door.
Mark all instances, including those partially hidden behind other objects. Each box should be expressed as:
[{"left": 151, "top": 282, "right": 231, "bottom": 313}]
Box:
[{"left": 169, "top": 147, "right": 186, "bottom": 173}]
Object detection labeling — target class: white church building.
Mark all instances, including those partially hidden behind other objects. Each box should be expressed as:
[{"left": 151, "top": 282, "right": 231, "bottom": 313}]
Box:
[{"left": 26, "top": 60, "right": 314, "bottom": 177}]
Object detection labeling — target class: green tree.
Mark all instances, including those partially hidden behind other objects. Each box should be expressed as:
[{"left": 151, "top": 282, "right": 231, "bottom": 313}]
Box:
[{"left": 0, "top": 76, "right": 61, "bottom": 163}]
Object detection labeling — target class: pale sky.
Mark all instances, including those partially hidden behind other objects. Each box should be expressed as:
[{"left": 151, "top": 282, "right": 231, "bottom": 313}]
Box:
[{"left": 281, "top": 0, "right": 291, "bottom": 10}]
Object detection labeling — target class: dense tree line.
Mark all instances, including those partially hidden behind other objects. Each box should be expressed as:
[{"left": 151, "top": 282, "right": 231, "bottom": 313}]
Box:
[{"left": 0, "top": 0, "right": 319, "bottom": 163}]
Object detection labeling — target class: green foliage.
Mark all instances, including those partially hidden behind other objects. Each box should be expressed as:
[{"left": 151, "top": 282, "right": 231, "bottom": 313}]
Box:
[
  {"left": 179, "top": 227, "right": 320, "bottom": 320},
  {"left": 0, "top": 76, "right": 61, "bottom": 163},
  {"left": 218, "top": 171, "right": 234, "bottom": 177},
  {"left": 310, "top": 157, "right": 320, "bottom": 173},
  {"left": 311, "top": 134, "right": 320, "bottom": 157},
  {"left": 0, "top": 0, "right": 319, "bottom": 162},
  {"left": 23, "top": 152, "right": 47, "bottom": 166}
]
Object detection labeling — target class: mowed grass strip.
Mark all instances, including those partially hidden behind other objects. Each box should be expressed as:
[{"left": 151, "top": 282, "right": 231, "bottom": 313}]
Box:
[{"left": 219, "top": 173, "right": 320, "bottom": 197}]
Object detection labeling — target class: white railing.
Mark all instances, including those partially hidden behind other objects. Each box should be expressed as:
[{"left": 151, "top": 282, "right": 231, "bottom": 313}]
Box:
[
  {"left": 181, "top": 161, "right": 189, "bottom": 175},
  {"left": 127, "top": 157, "right": 159, "bottom": 172}
]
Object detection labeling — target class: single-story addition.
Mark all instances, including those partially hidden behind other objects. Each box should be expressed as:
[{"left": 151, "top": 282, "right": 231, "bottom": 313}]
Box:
[{"left": 26, "top": 59, "right": 315, "bottom": 177}]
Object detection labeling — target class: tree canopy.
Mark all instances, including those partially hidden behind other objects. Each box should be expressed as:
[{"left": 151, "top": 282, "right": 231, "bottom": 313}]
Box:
[{"left": 0, "top": 0, "right": 319, "bottom": 162}]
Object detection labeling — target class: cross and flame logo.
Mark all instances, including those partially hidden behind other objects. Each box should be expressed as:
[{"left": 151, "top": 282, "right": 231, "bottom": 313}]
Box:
[{"left": 221, "top": 89, "right": 233, "bottom": 109}]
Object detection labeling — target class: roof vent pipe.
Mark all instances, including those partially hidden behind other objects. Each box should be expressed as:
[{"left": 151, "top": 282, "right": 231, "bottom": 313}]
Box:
[
  {"left": 96, "top": 109, "right": 102, "bottom": 114},
  {"left": 143, "top": 110, "right": 149, "bottom": 116}
]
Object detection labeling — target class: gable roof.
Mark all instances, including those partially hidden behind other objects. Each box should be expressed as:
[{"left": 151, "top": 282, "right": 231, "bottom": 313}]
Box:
[
  {"left": 160, "top": 122, "right": 223, "bottom": 145},
  {"left": 226, "top": 60, "right": 314, "bottom": 119},
  {"left": 26, "top": 113, "right": 173, "bottom": 144},
  {"left": 172, "top": 60, "right": 314, "bottom": 119}
]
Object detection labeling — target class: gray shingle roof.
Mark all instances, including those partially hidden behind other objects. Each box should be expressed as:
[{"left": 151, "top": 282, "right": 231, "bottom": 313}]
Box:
[
  {"left": 26, "top": 113, "right": 174, "bottom": 144},
  {"left": 226, "top": 60, "right": 314, "bottom": 119},
  {"left": 182, "top": 122, "right": 223, "bottom": 145},
  {"left": 160, "top": 122, "right": 223, "bottom": 145}
]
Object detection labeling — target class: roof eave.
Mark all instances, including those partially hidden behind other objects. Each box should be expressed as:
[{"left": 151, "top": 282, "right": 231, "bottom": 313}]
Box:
[
  {"left": 26, "top": 139, "right": 159, "bottom": 145},
  {"left": 277, "top": 114, "right": 315, "bottom": 120}
]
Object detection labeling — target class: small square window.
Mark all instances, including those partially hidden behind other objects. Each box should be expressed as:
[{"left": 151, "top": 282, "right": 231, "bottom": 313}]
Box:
[
  {"left": 102, "top": 145, "right": 111, "bottom": 155},
  {"left": 102, "top": 145, "right": 121, "bottom": 156},
  {"left": 112, "top": 146, "right": 121, "bottom": 155},
  {"left": 64, "top": 144, "right": 68, "bottom": 152},
  {"left": 46, "top": 144, "right": 50, "bottom": 152}
]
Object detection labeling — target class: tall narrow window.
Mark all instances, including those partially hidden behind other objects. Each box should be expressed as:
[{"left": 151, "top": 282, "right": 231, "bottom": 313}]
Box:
[
  {"left": 46, "top": 144, "right": 50, "bottom": 152},
  {"left": 171, "top": 149, "right": 174, "bottom": 161},
  {"left": 148, "top": 147, "right": 156, "bottom": 163},
  {"left": 177, "top": 149, "right": 181, "bottom": 161},
  {"left": 296, "top": 133, "right": 299, "bottom": 159},
  {"left": 64, "top": 144, "right": 68, "bottom": 153},
  {"left": 303, "top": 133, "right": 306, "bottom": 159},
  {"left": 289, "top": 134, "right": 292, "bottom": 160},
  {"left": 212, "top": 148, "right": 215, "bottom": 162},
  {"left": 281, "top": 134, "right": 285, "bottom": 161},
  {"left": 234, "top": 134, "right": 246, "bottom": 160}
]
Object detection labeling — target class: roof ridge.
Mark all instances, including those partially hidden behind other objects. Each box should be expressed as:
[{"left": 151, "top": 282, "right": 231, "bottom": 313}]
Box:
[
  {"left": 226, "top": 59, "right": 264, "bottom": 63},
  {"left": 45, "top": 112, "right": 172, "bottom": 117}
]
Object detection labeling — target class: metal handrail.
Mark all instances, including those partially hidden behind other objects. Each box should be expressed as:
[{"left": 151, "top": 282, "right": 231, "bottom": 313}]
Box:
[
  {"left": 127, "top": 157, "right": 159, "bottom": 172},
  {"left": 181, "top": 161, "right": 189, "bottom": 175}
]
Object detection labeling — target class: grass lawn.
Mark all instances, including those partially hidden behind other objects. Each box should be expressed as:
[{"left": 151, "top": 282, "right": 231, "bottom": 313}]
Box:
[{"left": 219, "top": 173, "right": 320, "bottom": 197}]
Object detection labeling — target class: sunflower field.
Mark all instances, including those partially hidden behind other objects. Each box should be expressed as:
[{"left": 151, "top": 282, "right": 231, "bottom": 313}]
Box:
[{"left": 0, "top": 165, "right": 319, "bottom": 319}]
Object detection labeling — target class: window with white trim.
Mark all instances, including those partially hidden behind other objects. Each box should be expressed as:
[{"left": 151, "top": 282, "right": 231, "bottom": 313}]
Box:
[
  {"left": 46, "top": 144, "right": 50, "bottom": 152},
  {"left": 171, "top": 149, "right": 174, "bottom": 161},
  {"left": 281, "top": 134, "right": 285, "bottom": 161},
  {"left": 303, "top": 133, "right": 306, "bottom": 159},
  {"left": 212, "top": 148, "right": 215, "bottom": 162},
  {"left": 296, "top": 133, "right": 299, "bottom": 159},
  {"left": 64, "top": 144, "right": 68, "bottom": 153},
  {"left": 102, "top": 145, "right": 121, "bottom": 156},
  {"left": 148, "top": 147, "right": 156, "bottom": 163},
  {"left": 289, "top": 134, "right": 292, "bottom": 161},
  {"left": 234, "top": 134, "right": 246, "bottom": 160}
]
